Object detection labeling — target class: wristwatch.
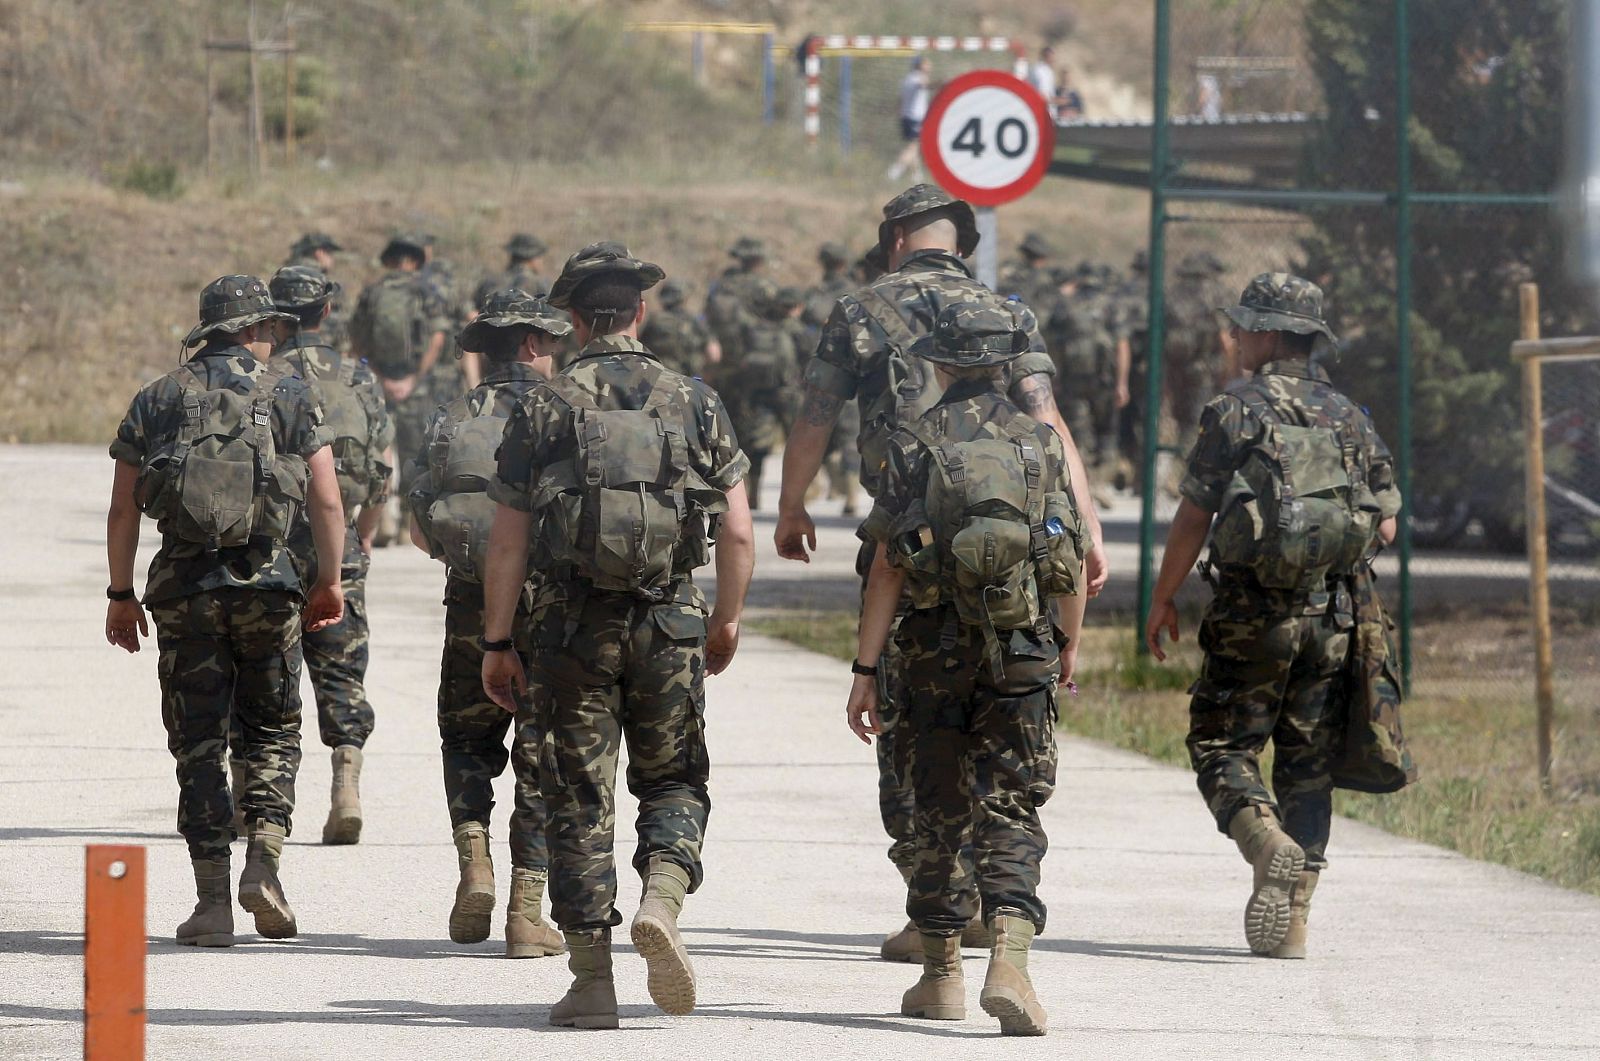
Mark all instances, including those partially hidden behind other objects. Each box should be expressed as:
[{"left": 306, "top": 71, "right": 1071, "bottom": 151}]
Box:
[
  {"left": 106, "top": 586, "right": 137, "bottom": 601},
  {"left": 851, "top": 660, "right": 879, "bottom": 677},
  {"left": 477, "top": 636, "right": 516, "bottom": 653}
]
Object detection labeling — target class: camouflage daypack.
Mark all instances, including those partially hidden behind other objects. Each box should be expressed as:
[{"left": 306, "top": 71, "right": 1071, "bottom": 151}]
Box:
[
  {"left": 893, "top": 411, "right": 1083, "bottom": 678},
  {"left": 413, "top": 389, "right": 506, "bottom": 582},
  {"left": 286, "top": 350, "right": 383, "bottom": 514},
  {"left": 1047, "top": 294, "right": 1112, "bottom": 379},
  {"left": 349, "top": 273, "right": 422, "bottom": 379},
  {"left": 734, "top": 320, "right": 794, "bottom": 392},
  {"left": 856, "top": 287, "right": 946, "bottom": 481},
  {"left": 134, "top": 363, "right": 306, "bottom": 549},
  {"left": 1210, "top": 388, "right": 1383, "bottom": 589},
  {"left": 532, "top": 373, "right": 719, "bottom": 596}
]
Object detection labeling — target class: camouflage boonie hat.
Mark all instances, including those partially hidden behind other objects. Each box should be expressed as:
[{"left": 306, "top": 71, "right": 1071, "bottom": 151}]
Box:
[
  {"left": 910, "top": 299, "right": 1030, "bottom": 368},
  {"left": 818, "top": 241, "right": 849, "bottom": 267},
  {"left": 289, "top": 231, "right": 342, "bottom": 259},
  {"left": 1177, "top": 250, "right": 1226, "bottom": 277},
  {"left": 1019, "top": 231, "right": 1057, "bottom": 259},
  {"left": 728, "top": 236, "right": 767, "bottom": 261},
  {"left": 657, "top": 279, "right": 688, "bottom": 309},
  {"left": 757, "top": 286, "right": 804, "bottom": 319},
  {"left": 457, "top": 288, "right": 573, "bottom": 352},
  {"left": 547, "top": 241, "right": 665, "bottom": 310},
  {"left": 380, "top": 233, "right": 428, "bottom": 263},
  {"left": 1221, "top": 272, "right": 1337, "bottom": 343},
  {"left": 505, "top": 232, "right": 548, "bottom": 260},
  {"left": 183, "top": 275, "right": 295, "bottom": 348},
  {"left": 269, "top": 264, "right": 340, "bottom": 310},
  {"left": 879, "top": 183, "right": 979, "bottom": 259}
]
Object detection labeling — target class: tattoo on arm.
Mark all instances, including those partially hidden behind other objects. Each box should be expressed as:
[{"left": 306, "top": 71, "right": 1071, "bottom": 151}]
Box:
[
  {"left": 799, "top": 382, "right": 845, "bottom": 427},
  {"left": 1012, "top": 372, "right": 1056, "bottom": 416}
]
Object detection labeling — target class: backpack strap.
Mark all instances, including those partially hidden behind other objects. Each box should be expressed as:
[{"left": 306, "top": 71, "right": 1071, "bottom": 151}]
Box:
[
  {"left": 864, "top": 285, "right": 923, "bottom": 354},
  {"left": 1236, "top": 388, "right": 1295, "bottom": 535},
  {"left": 174, "top": 364, "right": 208, "bottom": 474}
]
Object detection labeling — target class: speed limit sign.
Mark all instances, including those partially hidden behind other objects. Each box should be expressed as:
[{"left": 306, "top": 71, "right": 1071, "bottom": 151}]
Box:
[{"left": 921, "top": 70, "right": 1055, "bottom": 207}]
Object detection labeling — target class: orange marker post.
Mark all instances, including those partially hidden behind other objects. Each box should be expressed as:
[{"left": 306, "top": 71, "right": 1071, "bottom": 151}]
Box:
[{"left": 84, "top": 845, "right": 146, "bottom": 1061}]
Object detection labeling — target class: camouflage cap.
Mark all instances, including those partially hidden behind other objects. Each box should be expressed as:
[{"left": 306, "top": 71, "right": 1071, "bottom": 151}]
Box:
[
  {"left": 728, "top": 236, "right": 767, "bottom": 261},
  {"left": 505, "top": 232, "right": 548, "bottom": 260},
  {"left": 183, "top": 274, "right": 295, "bottom": 348},
  {"left": 289, "top": 231, "right": 342, "bottom": 258},
  {"left": 380, "top": 233, "right": 428, "bottom": 263},
  {"left": 909, "top": 299, "right": 1030, "bottom": 368},
  {"left": 757, "top": 285, "right": 804, "bottom": 319},
  {"left": 269, "top": 264, "right": 340, "bottom": 310},
  {"left": 818, "top": 241, "right": 850, "bottom": 267},
  {"left": 878, "top": 183, "right": 980, "bottom": 259},
  {"left": 457, "top": 288, "right": 574, "bottom": 352},
  {"left": 657, "top": 279, "right": 688, "bottom": 309},
  {"left": 1019, "top": 231, "right": 1057, "bottom": 260},
  {"left": 1221, "top": 272, "right": 1337, "bottom": 342},
  {"left": 547, "top": 241, "right": 665, "bottom": 310}
]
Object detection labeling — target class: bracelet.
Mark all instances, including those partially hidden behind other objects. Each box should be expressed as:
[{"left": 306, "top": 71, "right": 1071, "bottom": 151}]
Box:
[
  {"left": 477, "top": 636, "right": 516, "bottom": 653},
  {"left": 851, "top": 660, "right": 879, "bottom": 677},
  {"left": 106, "top": 586, "right": 137, "bottom": 602}
]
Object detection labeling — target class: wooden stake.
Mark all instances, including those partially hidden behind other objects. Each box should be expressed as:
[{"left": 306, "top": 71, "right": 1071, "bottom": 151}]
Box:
[
  {"left": 1519, "top": 282, "right": 1555, "bottom": 792},
  {"left": 84, "top": 846, "right": 146, "bottom": 1061}
]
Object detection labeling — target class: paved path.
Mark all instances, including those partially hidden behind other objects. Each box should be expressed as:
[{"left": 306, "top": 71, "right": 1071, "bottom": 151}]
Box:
[{"left": 4, "top": 445, "right": 1600, "bottom": 1059}]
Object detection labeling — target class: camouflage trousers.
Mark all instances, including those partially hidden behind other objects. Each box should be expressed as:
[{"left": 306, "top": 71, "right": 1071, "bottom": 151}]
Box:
[
  {"left": 531, "top": 582, "right": 712, "bottom": 933},
  {"left": 1186, "top": 583, "right": 1353, "bottom": 871},
  {"left": 899, "top": 605, "right": 1060, "bottom": 935},
  {"left": 150, "top": 589, "right": 304, "bottom": 861},
  {"left": 387, "top": 387, "right": 436, "bottom": 507},
  {"left": 857, "top": 539, "right": 917, "bottom": 878},
  {"left": 438, "top": 576, "right": 546, "bottom": 872},
  {"left": 305, "top": 529, "right": 374, "bottom": 749}
]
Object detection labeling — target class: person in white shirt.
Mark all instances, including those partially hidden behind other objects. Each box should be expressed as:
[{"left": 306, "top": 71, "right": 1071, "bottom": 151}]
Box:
[
  {"left": 887, "top": 56, "right": 930, "bottom": 181},
  {"left": 1029, "top": 46, "right": 1060, "bottom": 122}
]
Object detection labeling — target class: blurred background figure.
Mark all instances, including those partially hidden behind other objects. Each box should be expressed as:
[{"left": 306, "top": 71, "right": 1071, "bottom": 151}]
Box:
[{"left": 886, "top": 56, "right": 930, "bottom": 182}]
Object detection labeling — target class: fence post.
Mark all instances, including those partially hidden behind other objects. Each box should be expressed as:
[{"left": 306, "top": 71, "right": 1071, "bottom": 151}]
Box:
[
  {"left": 84, "top": 845, "right": 146, "bottom": 1061},
  {"left": 1394, "top": 0, "right": 1415, "bottom": 688},
  {"left": 762, "top": 33, "right": 775, "bottom": 124},
  {"left": 839, "top": 56, "right": 853, "bottom": 153},
  {"left": 1518, "top": 284, "right": 1556, "bottom": 791}
]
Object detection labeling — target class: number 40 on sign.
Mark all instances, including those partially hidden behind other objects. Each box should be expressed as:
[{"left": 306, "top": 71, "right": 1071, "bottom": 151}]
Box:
[{"left": 921, "top": 70, "right": 1055, "bottom": 208}]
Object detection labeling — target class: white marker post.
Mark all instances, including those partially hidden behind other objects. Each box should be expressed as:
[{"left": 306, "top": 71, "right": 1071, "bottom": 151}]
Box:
[{"left": 920, "top": 71, "right": 1056, "bottom": 293}]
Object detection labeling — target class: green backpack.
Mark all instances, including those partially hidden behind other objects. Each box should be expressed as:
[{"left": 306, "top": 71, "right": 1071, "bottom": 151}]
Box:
[
  {"left": 349, "top": 273, "right": 422, "bottom": 379},
  {"left": 295, "top": 353, "right": 382, "bottom": 514},
  {"left": 413, "top": 391, "right": 506, "bottom": 582},
  {"left": 533, "top": 373, "right": 720, "bottom": 596},
  {"left": 856, "top": 287, "right": 947, "bottom": 486},
  {"left": 134, "top": 363, "right": 306, "bottom": 549},
  {"left": 894, "top": 414, "right": 1083, "bottom": 678},
  {"left": 735, "top": 321, "right": 794, "bottom": 393},
  {"left": 1210, "top": 389, "right": 1383, "bottom": 589}
]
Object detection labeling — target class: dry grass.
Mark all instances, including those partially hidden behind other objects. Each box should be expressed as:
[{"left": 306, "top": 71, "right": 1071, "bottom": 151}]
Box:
[{"left": 754, "top": 612, "right": 1600, "bottom": 897}]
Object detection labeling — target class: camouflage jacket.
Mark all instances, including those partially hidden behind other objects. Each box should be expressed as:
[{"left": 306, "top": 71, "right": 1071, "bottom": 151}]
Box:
[
  {"left": 1181, "top": 359, "right": 1403, "bottom": 607},
  {"left": 271, "top": 333, "right": 394, "bottom": 509},
  {"left": 490, "top": 335, "right": 750, "bottom": 578},
  {"left": 802, "top": 274, "right": 854, "bottom": 332},
  {"left": 863, "top": 379, "right": 1070, "bottom": 599},
  {"left": 639, "top": 306, "right": 713, "bottom": 378},
  {"left": 704, "top": 267, "right": 775, "bottom": 348},
  {"left": 409, "top": 360, "right": 547, "bottom": 513},
  {"left": 110, "top": 344, "right": 327, "bottom": 606},
  {"left": 804, "top": 249, "right": 1055, "bottom": 496}
]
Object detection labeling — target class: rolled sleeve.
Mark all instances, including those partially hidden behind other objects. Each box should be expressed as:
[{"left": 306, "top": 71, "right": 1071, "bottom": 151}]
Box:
[
  {"left": 488, "top": 400, "right": 540, "bottom": 511},
  {"left": 108, "top": 393, "right": 149, "bottom": 466},
  {"left": 806, "top": 303, "right": 862, "bottom": 400},
  {"left": 1178, "top": 400, "right": 1241, "bottom": 513},
  {"left": 697, "top": 388, "right": 750, "bottom": 491}
]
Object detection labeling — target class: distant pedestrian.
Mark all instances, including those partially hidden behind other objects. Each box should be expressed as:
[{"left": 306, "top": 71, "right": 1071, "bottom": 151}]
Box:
[{"left": 887, "top": 56, "right": 930, "bottom": 182}]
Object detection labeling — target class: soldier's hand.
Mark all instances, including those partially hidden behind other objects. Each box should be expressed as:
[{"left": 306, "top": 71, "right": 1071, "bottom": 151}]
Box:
[
  {"left": 1116, "top": 382, "right": 1131, "bottom": 409},
  {"left": 1145, "top": 598, "right": 1180, "bottom": 662},
  {"left": 1085, "top": 541, "right": 1109, "bottom": 597},
  {"left": 775, "top": 506, "right": 817, "bottom": 563},
  {"left": 305, "top": 581, "right": 345, "bottom": 633},
  {"left": 382, "top": 375, "right": 417, "bottom": 403},
  {"left": 105, "top": 599, "right": 147, "bottom": 654},
  {"left": 706, "top": 617, "right": 740, "bottom": 675},
  {"left": 846, "top": 675, "right": 882, "bottom": 744},
  {"left": 482, "top": 649, "right": 527, "bottom": 713}
]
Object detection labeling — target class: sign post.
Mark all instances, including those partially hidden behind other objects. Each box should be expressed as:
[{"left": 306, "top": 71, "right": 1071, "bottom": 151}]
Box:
[{"left": 920, "top": 70, "right": 1055, "bottom": 291}]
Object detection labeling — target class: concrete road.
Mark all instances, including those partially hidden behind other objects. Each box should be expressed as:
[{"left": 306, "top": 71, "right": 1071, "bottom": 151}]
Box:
[{"left": 4, "top": 444, "right": 1600, "bottom": 1059}]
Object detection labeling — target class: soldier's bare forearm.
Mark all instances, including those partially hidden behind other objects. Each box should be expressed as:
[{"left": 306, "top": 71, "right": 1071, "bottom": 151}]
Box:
[
  {"left": 1014, "top": 372, "right": 1103, "bottom": 543},
  {"left": 306, "top": 447, "right": 347, "bottom": 590},
  {"left": 798, "top": 382, "right": 845, "bottom": 427},
  {"left": 106, "top": 461, "right": 142, "bottom": 591},
  {"left": 482, "top": 505, "right": 534, "bottom": 643},
  {"left": 856, "top": 545, "right": 905, "bottom": 665},
  {"left": 1153, "top": 498, "right": 1213, "bottom": 605},
  {"left": 778, "top": 409, "right": 836, "bottom": 513},
  {"left": 417, "top": 331, "right": 447, "bottom": 378},
  {"left": 712, "top": 481, "right": 756, "bottom": 624}
]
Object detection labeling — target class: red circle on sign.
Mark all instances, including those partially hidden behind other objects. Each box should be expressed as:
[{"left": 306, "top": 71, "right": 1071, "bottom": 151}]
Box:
[{"left": 920, "top": 69, "right": 1056, "bottom": 207}]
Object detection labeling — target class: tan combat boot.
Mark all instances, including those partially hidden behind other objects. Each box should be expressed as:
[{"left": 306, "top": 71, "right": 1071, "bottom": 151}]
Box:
[
  {"left": 1269, "top": 870, "right": 1319, "bottom": 959},
  {"left": 630, "top": 857, "right": 696, "bottom": 1015},
  {"left": 229, "top": 758, "right": 247, "bottom": 838},
  {"left": 449, "top": 821, "right": 495, "bottom": 944},
  {"left": 237, "top": 821, "right": 297, "bottom": 938},
  {"left": 176, "top": 857, "right": 235, "bottom": 947},
  {"left": 961, "top": 918, "right": 993, "bottom": 949},
  {"left": 979, "top": 914, "right": 1047, "bottom": 1035},
  {"left": 901, "top": 933, "right": 965, "bottom": 1020},
  {"left": 881, "top": 920, "right": 920, "bottom": 962},
  {"left": 322, "top": 745, "right": 363, "bottom": 845},
  {"left": 1228, "top": 805, "right": 1307, "bottom": 955},
  {"left": 506, "top": 867, "right": 564, "bottom": 959},
  {"left": 548, "top": 930, "right": 619, "bottom": 1029}
]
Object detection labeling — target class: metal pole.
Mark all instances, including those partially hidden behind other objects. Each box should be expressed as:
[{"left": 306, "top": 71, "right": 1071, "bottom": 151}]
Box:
[
  {"left": 1518, "top": 283, "right": 1556, "bottom": 791},
  {"left": 1136, "top": 0, "right": 1174, "bottom": 653},
  {"left": 840, "top": 56, "right": 853, "bottom": 154},
  {"left": 692, "top": 31, "right": 705, "bottom": 86},
  {"left": 976, "top": 207, "right": 999, "bottom": 290},
  {"left": 1395, "top": 0, "right": 1415, "bottom": 687},
  {"left": 762, "top": 33, "right": 775, "bottom": 124},
  {"left": 804, "top": 40, "right": 821, "bottom": 146}
]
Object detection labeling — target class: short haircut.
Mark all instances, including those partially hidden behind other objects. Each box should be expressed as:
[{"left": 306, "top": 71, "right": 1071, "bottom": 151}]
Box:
[
  {"left": 571, "top": 277, "right": 642, "bottom": 332},
  {"left": 293, "top": 303, "right": 327, "bottom": 331},
  {"left": 478, "top": 326, "right": 531, "bottom": 363},
  {"left": 1279, "top": 330, "right": 1318, "bottom": 356}
]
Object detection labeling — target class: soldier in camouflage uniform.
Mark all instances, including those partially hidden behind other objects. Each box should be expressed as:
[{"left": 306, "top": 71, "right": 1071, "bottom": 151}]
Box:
[
  {"left": 639, "top": 280, "right": 717, "bottom": 378},
  {"left": 1163, "top": 251, "right": 1232, "bottom": 489},
  {"left": 849, "top": 299, "right": 1085, "bottom": 1036},
  {"left": 407, "top": 289, "right": 569, "bottom": 958},
  {"left": 725, "top": 285, "right": 802, "bottom": 509},
  {"left": 803, "top": 244, "right": 865, "bottom": 516},
  {"left": 105, "top": 275, "right": 348, "bottom": 946},
  {"left": 774, "top": 184, "right": 1108, "bottom": 963},
  {"left": 703, "top": 236, "right": 776, "bottom": 380},
  {"left": 1147, "top": 274, "right": 1402, "bottom": 959},
  {"left": 474, "top": 233, "right": 552, "bottom": 307},
  {"left": 998, "top": 231, "right": 1058, "bottom": 302},
  {"left": 267, "top": 265, "right": 394, "bottom": 846},
  {"left": 284, "top": 231, "right": 350, "bottom": 351},
  {"left": 1047, "top": 262, "right": 1129, "bottom": 507},
  {"left": 482, "top": 242, "right": 755, "bottom": 1028},
  {"left": 1114, "top": 249, "right": 1151, "bottom": 491}
]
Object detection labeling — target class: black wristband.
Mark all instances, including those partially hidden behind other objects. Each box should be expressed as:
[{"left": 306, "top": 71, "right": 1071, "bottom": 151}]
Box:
[
  {"left": 478, "top": 636, "right": 516, "bottom": 653},
  {"left": 851, "top": 660, "right": 879, "bottom": 677},
  {"left": 106, "top": 586, "right": 137, "bottom": 602}
]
